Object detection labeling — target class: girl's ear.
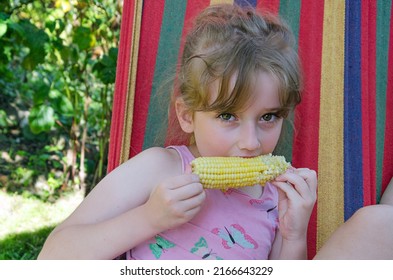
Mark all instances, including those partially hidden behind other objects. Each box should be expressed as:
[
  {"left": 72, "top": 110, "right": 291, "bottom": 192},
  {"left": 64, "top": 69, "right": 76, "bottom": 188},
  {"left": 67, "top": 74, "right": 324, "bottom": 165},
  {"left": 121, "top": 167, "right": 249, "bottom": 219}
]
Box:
[{"left": 175, "top": 97, "right": 194, "bottom": 134}]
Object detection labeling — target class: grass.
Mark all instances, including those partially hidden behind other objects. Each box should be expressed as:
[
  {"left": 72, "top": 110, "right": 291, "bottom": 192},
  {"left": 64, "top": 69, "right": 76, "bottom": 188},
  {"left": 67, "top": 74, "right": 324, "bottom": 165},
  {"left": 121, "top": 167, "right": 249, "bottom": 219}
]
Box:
[{"left": 0, "top": 189, "right": 83, "bottom": 260}]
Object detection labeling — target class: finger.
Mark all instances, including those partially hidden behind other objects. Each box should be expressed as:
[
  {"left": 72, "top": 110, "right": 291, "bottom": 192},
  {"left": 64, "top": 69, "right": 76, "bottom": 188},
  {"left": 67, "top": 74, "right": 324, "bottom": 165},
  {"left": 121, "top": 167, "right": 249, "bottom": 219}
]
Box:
[
  {"left": 276, "top": 169, "right": 317, "bottom": 194},
  {"left": 290, "top": 169, "right": 318, "bottom": 201},
  {"left": 164, "top": 174, "right": 200, "bottom": 190},
  {"left": 274, "top": 173, "right": 315, "bottom": 204},
  {"left": 273, "top": 180, "right": 301, "bottom": 202},
  {"left": 274, "top": 180, "right": 316, "bottom": 213},
  {"left": 170, "top": 179, "right": 204, "bottom": 201},
  {"left": 182, "top": 204, "right": 203, "bottom": 220},
  {"left": 293, "top": 168, "right": 318, "bottom": 191},
  {"left": 180, "top": 189, "right": 206, "bottom": 211},
  {"left": 184, "top": 164, "right": 192, "bottom": 174},
  {"left": 275, "top": 172, "right": 309, "bottom": 193},
  {"left": 277, "top": 186, "right": 287, "bottom": 202},
  {"left": 176, "top": 182, "right": 205, "bottom": 201},
  {"left": 171, "top": 190, "right": 205, "bottom": 222}
]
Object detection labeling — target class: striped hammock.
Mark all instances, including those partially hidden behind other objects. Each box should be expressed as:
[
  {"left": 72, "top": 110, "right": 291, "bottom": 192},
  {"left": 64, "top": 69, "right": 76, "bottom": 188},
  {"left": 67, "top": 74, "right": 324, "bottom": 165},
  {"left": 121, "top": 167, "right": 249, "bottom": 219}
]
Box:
[{"left": 107, "top": 0, "right": 393, "bottom": 259}]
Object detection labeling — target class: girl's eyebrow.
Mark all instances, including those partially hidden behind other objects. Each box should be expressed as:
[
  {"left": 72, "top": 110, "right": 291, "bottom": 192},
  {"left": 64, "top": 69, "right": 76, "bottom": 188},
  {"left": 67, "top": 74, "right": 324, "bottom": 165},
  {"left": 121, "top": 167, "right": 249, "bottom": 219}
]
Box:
[
  {"left": 263, "top": 107, "right": 284, "bottom": 112},
  {"left": 262, "top": 107, "right": 289, "bottom": 117}
]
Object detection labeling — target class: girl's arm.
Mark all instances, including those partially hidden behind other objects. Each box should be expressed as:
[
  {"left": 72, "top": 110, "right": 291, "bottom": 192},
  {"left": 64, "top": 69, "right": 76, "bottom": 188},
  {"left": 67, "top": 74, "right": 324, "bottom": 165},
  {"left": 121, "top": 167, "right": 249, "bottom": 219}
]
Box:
[
  {"left": 269, "top": 168, "right": 317, "bottom": 260},
  {"left": 269, "top": 229, "right": 307, "bottom": 259},
  {"left": 37, "top": 147, "right": 205, "bottom": 259}
]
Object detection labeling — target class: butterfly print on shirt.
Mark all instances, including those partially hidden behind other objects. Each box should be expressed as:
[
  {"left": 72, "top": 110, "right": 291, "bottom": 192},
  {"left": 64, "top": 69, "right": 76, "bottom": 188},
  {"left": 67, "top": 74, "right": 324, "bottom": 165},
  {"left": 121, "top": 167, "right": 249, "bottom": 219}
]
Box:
[
  {"left": 212, "top": 224, "right": 258, "bottom": 249},
  {"left": 190, "top": 237, "right": 223, "bottom": 260},
  {"left": 249, "top": 198, "right": 277, "bottom": 218},
  {"left": 149, "top": 235, "right": 175, "bottom": 259}
]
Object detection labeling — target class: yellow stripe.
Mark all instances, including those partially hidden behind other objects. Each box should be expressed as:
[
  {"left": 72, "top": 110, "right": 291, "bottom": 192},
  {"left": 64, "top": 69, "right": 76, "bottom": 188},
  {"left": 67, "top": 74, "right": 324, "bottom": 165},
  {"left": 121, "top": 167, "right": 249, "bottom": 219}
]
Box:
[
  {"left": 210, "top": 0, "right": 233, "bottom": 5},
  {"left": 317, "top": 0, "right": 345, "bottom": 250},
  {"left": 120, "top": 0, "right": 143, "bottom": 164}
]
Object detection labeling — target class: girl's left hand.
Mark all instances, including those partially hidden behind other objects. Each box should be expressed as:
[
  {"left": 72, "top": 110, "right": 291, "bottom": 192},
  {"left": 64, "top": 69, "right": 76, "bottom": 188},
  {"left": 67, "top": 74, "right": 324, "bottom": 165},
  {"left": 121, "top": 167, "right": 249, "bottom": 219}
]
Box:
[{"left": 272, "top": 168, "right": 317, "bottom": 242}]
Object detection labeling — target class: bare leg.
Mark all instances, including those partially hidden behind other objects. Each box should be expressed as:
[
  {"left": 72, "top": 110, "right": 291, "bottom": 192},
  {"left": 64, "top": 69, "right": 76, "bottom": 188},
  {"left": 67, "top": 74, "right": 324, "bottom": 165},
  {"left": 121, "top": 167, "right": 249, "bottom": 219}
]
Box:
[
  {"left": 314, "top": 178, "right": 393, "bottom": 259},
  {"left": 314, "top": 204, "right": 393, "bottom": 259}
]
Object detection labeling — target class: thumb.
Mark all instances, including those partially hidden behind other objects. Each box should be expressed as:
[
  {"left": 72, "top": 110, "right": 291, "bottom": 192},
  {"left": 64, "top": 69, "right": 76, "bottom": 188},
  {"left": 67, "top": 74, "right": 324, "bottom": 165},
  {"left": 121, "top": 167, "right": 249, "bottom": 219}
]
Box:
[
  {"left": 277, "top": 186, "right": 287, "bottom": 202},
  {"left": 185, "top": 163, "right": 192, "bottom": 174}
]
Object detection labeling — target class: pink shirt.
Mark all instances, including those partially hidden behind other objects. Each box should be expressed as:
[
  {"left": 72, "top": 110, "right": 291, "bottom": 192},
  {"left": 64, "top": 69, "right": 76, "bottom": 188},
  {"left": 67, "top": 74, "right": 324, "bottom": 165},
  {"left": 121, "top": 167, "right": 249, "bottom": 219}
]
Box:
[{"left": 127, "top": 145, "right": 279, "bottom": 260}]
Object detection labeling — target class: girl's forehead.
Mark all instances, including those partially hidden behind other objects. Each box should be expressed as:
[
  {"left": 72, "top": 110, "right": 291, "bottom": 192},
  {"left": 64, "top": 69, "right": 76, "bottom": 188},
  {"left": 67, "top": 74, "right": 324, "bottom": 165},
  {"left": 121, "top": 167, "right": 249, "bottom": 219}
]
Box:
[
  {"left": 207, "top": 72, "right": 239, "bottom": 102},
  {"left": 207, "top": 70, "right": 280, "bottom": 109}
]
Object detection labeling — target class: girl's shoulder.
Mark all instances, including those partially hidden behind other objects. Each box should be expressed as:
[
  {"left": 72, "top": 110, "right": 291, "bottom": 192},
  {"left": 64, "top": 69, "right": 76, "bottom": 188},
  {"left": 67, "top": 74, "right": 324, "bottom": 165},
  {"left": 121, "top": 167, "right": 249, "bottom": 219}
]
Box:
[
  {"left": 139, "top": 146, "right": 181, "bottom": 164},
  {"left": 126, "top": 146, "right": 183, "bottom": 177},
  {"left": 93, "top": 147, "right": 183, "bottom": 205}
]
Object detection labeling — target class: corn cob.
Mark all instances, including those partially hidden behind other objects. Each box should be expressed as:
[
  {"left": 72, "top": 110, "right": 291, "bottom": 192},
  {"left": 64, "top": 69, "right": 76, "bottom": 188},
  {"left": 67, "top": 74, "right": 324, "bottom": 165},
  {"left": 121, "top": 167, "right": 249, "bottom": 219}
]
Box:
[{"left": 191, "top": 154, "right": 290, "bottom": 189}]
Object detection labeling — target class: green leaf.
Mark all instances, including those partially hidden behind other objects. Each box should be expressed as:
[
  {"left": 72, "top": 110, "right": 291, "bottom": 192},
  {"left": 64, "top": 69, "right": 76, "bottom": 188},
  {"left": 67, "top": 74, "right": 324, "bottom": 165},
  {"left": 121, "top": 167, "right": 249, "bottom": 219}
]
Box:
[
  {"left": 73, "top": 26, "right": 94, "bottom": 50},
  {"left": 0, "top": 109, "right": 7, "bottom": 127},
  {"left": 93, "top": 47, "right": 118, "bottom": 84},
  {"left": 100, "top": 67, "right": 116, "bottom": 84},
  {"left": 19, "top": 20, "right": 49, "bottom": 70},
  {"left": 8, "top": 21, "right": 26, "bottom": 37},
  {"left": 49, "top": 89, "right": 61, "bottom": 99},
  {"left": 32, "top": 83, "right": 50, "bottom": 105},
  {"left": 55, "top": 95, "right": 74, "bottom": 116},
  {"left": 0, "top": 12, "right": 9, "bottom": 21},
  {"left": 108, "top": 47, "right": 118, "bottom": 60},
  {"left": 28, "top": 104, "right": 55, "bottom": 134},
  {"left": 0, "top": 21, "right": 7, "bottom": 38}
]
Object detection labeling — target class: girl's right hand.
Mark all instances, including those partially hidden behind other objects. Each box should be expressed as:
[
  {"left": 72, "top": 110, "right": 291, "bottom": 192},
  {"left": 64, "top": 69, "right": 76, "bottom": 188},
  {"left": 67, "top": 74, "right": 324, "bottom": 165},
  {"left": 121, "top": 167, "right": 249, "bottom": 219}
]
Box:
[{"left": 144, "top": 174, "right": 205, "bottom": 232}]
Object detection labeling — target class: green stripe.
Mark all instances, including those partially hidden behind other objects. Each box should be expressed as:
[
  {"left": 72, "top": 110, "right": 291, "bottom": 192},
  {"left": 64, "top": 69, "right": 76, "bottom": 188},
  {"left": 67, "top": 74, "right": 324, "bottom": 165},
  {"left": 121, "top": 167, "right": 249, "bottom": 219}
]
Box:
[
  {"left": 376, "top": 0, "right": 392, "bottom": 202},
  {"left": 273, "top": 0, "right": 301, "bottom": 161},
  {"left": 279, "top": 0, "right": 301, "bottom": 51},
  {"left": 143, "top": 0, "right": 188, "bottom": 149}
]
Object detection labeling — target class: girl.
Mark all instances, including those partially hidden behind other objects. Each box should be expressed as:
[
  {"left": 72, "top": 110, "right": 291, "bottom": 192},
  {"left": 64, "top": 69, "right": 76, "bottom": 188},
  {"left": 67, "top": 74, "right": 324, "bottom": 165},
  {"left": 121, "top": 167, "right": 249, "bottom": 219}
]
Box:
[
  {"left": 39, "top": 4, "right": 315, "bottom": 260},
  {"left": 38, "top": 4, "right": 393, "bottom": 260}
]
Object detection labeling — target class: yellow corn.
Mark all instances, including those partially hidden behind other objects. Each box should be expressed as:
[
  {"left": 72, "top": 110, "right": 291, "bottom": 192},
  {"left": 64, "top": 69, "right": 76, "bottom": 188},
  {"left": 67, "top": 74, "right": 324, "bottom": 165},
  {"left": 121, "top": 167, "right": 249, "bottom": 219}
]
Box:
[{"left": 191, "top": 154, "right": 290, "bottom": 189}]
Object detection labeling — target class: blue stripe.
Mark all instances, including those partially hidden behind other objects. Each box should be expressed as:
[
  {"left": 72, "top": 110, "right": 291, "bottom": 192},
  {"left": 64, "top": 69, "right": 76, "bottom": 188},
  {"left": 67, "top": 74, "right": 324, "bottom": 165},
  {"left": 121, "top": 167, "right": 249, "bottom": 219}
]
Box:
[
  {"left": 344, "top": 0, "right": 364, "bottom": 220},
  {"left": 235, "top": 0, "right": 257, "bottom": 8}
]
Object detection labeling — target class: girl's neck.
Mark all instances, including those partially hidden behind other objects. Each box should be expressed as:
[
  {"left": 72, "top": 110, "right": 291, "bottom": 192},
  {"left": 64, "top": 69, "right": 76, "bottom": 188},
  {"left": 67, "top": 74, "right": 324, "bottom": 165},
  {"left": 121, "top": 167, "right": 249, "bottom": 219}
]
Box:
[{"left": 187, "top": 144, "right": 200, "bottom": 158}]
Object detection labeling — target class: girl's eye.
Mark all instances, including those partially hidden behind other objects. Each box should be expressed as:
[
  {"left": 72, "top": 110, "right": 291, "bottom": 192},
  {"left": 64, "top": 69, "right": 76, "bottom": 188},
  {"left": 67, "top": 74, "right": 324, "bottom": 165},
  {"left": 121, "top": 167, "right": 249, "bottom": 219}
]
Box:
[
  {"left": 218, "top": 113, "right": 236, "bottom": 122},
  {"left": 261, "top": 113, "right": 278, "bottom": 122}
]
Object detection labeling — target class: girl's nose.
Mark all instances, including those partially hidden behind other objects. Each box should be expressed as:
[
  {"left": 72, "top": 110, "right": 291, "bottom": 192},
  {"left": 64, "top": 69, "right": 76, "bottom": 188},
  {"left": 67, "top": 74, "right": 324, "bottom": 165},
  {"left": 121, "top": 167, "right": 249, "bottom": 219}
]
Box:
[{"left": 237, "top": 123, "right": 261, "bottom": 151}]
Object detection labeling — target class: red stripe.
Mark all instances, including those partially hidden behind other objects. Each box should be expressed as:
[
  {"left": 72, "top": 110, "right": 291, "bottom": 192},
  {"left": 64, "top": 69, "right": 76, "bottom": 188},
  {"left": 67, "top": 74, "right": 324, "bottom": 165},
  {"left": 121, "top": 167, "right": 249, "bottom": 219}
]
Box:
[
  {"left": 129, "top": 1, "right": 166, "bottom": 157},
  {"left": 361, "top": 1, "right": 377, "bottom": 205},
  {"left": 257, "top": 0, "right": 280, "bottom": 14},
  {"left": 164, "top": 0, "right": 211, "bottom": 147},
  {"left": 294, "top": 0, "right": 324, "bottom": 259},
  {"left": 107, "top": 0, "right": 135, "bottom": 172},
  {"left": 382, "top": 5, "right": 393, "bottom": 193}
]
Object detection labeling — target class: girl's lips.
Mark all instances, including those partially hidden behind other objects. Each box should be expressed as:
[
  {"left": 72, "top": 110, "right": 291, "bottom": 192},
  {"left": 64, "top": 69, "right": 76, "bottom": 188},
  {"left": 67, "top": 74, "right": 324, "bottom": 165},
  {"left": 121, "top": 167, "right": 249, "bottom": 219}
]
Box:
[{"left": 238, "top": 155, "right": 260, "bottom": 158}]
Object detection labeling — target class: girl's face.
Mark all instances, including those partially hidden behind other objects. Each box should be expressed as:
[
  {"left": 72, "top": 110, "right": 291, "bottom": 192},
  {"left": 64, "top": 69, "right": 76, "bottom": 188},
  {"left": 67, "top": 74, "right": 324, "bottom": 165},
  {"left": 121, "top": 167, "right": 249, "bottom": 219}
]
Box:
[{"left": 189, "top": 71, "right": 284, "bottom": 158}]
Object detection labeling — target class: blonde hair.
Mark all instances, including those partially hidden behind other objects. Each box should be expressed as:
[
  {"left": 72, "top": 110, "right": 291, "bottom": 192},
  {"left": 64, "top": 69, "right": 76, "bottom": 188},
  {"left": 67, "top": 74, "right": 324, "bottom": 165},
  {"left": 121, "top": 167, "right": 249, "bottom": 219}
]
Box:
[{"left": 178, "top": 4, "right": 302, "bottom": 116}]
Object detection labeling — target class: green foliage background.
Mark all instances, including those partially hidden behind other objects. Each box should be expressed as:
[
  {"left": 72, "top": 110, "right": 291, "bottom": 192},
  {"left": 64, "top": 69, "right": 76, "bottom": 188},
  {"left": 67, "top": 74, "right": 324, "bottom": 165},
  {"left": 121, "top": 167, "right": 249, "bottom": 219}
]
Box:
[{"left": 0, "top": 0, "right": 121, "bottom": 200}]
